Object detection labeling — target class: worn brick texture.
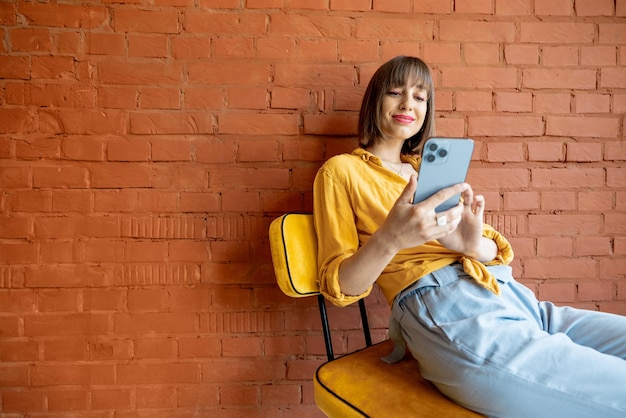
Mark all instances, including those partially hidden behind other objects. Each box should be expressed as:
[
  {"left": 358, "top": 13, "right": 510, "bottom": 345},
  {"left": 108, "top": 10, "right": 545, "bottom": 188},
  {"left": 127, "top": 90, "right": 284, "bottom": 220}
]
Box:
[{"left": 0, "top": 0, "right": 625, "bottom": 416}]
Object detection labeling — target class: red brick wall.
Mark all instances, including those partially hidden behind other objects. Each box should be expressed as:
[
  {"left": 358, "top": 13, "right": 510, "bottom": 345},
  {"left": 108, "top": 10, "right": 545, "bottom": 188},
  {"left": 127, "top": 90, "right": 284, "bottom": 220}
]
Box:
[{"left": 1, "top": 0, "right": 625, "bottom": 416}]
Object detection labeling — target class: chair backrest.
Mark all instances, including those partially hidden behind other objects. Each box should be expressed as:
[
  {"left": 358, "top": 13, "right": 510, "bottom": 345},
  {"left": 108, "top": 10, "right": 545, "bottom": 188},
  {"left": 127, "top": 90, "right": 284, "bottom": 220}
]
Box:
[
  {"left": 269, "top": 213, "right": 372, "bottom": 361},
  {"left": 269, "top": 213, "right": 320, "bottom": 298}
]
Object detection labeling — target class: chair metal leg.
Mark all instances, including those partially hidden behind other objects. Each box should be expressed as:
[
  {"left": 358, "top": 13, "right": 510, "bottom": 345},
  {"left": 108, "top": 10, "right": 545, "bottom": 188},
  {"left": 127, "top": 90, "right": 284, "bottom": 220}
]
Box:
[
  {"left": 318, "top": 294, "right": 334, "bottom": 361},
  {"left": 359, "top": 298, "right": 372, "bottom": 347}
]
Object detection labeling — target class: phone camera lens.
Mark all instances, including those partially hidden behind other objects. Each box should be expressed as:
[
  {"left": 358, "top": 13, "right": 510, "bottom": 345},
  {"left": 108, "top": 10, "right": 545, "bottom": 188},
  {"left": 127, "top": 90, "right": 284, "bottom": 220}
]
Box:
[
  {"left": 438, "top": 149, "right": 448, "bottom": 158},
  {"left": 428, "top": 143, "right": 438, "bottom": 151},
  {"left": 426, "top": 154, "right": 436, "bottom": 163}
]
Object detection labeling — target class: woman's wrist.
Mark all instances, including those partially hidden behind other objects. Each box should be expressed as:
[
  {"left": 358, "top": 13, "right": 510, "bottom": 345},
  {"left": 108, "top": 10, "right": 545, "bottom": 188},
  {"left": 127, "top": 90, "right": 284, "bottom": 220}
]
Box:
[{"left": 465, "top": 237, "right": 498, "bottom": 262}]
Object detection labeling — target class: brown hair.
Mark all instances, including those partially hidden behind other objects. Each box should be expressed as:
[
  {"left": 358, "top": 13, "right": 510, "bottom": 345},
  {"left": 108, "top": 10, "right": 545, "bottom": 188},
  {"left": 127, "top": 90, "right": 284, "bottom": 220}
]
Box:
[{"left": 358, "top": 56, "right": 435, "bottom": 155}]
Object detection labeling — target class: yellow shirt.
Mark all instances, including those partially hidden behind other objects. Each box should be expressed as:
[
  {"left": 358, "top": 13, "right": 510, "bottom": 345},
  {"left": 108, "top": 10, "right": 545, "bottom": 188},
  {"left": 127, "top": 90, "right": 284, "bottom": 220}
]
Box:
[{"left": 313, "top": 148, "right": 514, "bottom": 307}]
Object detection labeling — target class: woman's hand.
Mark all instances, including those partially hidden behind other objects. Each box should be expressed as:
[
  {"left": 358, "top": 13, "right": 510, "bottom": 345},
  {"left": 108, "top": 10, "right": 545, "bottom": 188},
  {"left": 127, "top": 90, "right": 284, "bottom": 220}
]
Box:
[
  {"left": 375, "top": 175, "right": 469, "bottom": 253},
  {"left": 437, "top": 185, "right": 497, "bottom": 262}
]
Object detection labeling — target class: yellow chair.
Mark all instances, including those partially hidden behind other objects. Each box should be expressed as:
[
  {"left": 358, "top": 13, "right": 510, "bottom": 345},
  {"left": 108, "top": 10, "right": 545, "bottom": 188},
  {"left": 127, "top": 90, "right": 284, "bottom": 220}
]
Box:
[{"left": 269, "top": 213, "right": 482, "bottom": 417}]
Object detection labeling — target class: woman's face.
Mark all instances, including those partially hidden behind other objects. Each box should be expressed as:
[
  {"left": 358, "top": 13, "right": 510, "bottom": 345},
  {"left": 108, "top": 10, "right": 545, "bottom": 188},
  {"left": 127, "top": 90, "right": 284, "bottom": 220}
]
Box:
[{"left": 379, "top": 83, "right": 428, "bottom": 142}]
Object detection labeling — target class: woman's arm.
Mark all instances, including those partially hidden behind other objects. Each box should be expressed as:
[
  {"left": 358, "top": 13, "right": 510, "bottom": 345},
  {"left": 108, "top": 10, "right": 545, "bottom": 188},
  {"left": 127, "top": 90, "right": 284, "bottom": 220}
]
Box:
[{"left": 338, "top": 176, "right": 471, "bottom": 296}]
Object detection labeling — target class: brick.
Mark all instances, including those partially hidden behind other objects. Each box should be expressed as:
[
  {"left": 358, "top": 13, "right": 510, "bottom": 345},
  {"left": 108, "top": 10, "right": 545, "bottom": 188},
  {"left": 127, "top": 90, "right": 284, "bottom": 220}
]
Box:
[
  {"left": 274, "top": 64, "right": 355, "bottom": 87},
  {"left": 528, "top": 142, "right": 565, "bottom": 162},
  {"left": 62, "top": 136, "right": 105, "bottom": 161},
  {"left": 546, "top": 116, "right": 619, "bottom": 137},
  {"left": 0, "top": 108, "right": 37, "bottom": 134},
  {"left": 140, "top": 87, "right": 180, "bottom": 109},
  {"left": 99, "top": 61, "right": 183, "bottom": 85},
  {"left": 172, "top": 36, "right": 211, "bottom": 59},
  {"left": 261, "top": 383, "right": 302, "bottom": 406},
  {"left": 269, "top": 14, "right": 351, "bottom": 38},
  {"left": 31, "top": 364, "right": 114, "bottom": 386},
  {"left": 186, "top": 11, "right": 265, "bottom": 34},
  {"left": 0, "top": 56, "right": 29, "bottom": 80},
  {"left": 441, "top": 21, "right": 515, "bottom": 42},
  {"left": 529, "top": 214, "right": 602, "bottom": 235},
  {"left": 114, "top": 9, "right": 179, "bottom": 33},
  {"left": 129, "top": 34, "right": 169, "bottom": 58},
  {"left": 537, "top": 237, "right": 573, "bottom": 257},
  {"left": 576, "top": 236, "right": 612, "bottom": 256},
  {"left": 521, "top": 22, "right": 594, "bottom": 43},
  {"left": 31, "top": 56, "right": 75, "bottom": 79},
  {"left": 542, "top": 46, "right": 578, "bottom": 67},
  {"left": 456, "top": 91, "right": 492, "bottom": 112},
  {"left": 534, "top": 93, "right": 571, "bottom": 114},
  {"left": 296, "top": 39, "right": 338, "bottom": 62},
  {"left": 92, "top": 388, "right": 132, "bottom": 409},
  {"left": 576, "top": 0, "right": 614, "bottom": 16},
  {"left": 214, "top": 37, "right": 255, "bottom": 59},
  {"left": 114, "top": 312, "right": 198, "bottom": 334},
  {"left": 117, "top": 362, "right": 200, "bottom": 384},
  {"left": 18, "top": 3, "right": 107, "bottom": 28},
  {"left": 356, "top": 17, "right": 433, "bottom": 40},
  {"left": 465, "top": 43, "right": 500, "bottom": 65},
  {"left": 33, "top": 167, "right": 89, "bottom": 189},
  {"left": 581, "top": 46, "right": 618, "bottom": 66},
  {"left": 10, "top": 27, "right": 53, "bottom": 52},
  {"left": 90, "top": 164, "right": 153, "bottom": 188},
  {"left": 532, "top": 167, "right": 604, "bottom": 188},
  {"left": 496, "top": 0, "right": 532, "bottom": 15},
  {"left": 566, "top": 142, "right": 603, "bottom": 162},
  {"left": 223, "top": 336, "right": 263, "bottom": 357},
  {"left": 189, "top": 61, "right": 270, "bottom": 85},
  {"left": 219, "top": 113, "right": 298, "bottom": 135},
  {"left": 601, "top": 68, "right": 626, "bottom": 88},
  {"left": 177, "top": 384, "right": 220, "bottom": 407},
  {"left": 442, "top": 67, "right": 518, "bottom": 89},
  {"left": 504, "top": 44, "right": 539, "bottom": 65},
  {"left": 136, "top": 386, "right": 177, "bottom": 408},
  {"left": 0, "top": 340, "right": 39, "bottom": 362},
  {"left": 599, "top": 23, "right": 626, "bottom": 44},
  {"left": 495, "top": 92, "right": 532, "bottom": 112},
  {"left": 87, "top": 32, "right": 125, "bottom": 55},
  {"left": 130, "top": 111, "right": 213, "bottom": 134},
  {"left": 221, "top": 383, "right": 259, "bottom": 406},
  {"left": 2, "top": 390, "right": 45, "bottom": 412},
  {"left": 578, "top": 191, "right": 614, "bottom": 211},
  {"left": 541, "top": 191, "right": 576, "bottom": 211},
  {"left": 202, "top": 358, "right": 286, "bottom": 383},
  {"left": 257, "top": 37, "right": 296, "bottom": 60},
  {"left": 504, "top": 191, "right": 540, "bottom": 210},
  {"left": 44, "top": 338, "right": 87, "bottom": 361},
  {"left": 486, "top": 142, "right": 525, "bottom": 162},
  {"left": 469, "top": 116, "right": 543, "bottom": 137},
  {"left": 25, "top": 263, "right": 114, "bottom": 287},
  {"left": 574, "top": 93, "right": 611, "bottom": 114},
  {"left": 523, "top": 69, "right": 596, "bottom": 90},
  {"left": 303, "top": 114, "right": 358, "bottom": 135}
]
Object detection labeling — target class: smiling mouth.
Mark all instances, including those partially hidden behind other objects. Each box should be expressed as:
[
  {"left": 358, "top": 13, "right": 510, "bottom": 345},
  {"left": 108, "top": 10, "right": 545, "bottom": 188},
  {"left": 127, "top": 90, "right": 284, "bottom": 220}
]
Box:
[{"left": 392, "top": 115, "right": 415, "bottom": 123}]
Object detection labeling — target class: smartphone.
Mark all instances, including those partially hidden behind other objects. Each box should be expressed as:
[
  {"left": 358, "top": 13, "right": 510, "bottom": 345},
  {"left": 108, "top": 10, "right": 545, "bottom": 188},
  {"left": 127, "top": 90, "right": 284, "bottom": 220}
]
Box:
[{"left": 413, "top": 137, "right": 475, "bottom": 212}]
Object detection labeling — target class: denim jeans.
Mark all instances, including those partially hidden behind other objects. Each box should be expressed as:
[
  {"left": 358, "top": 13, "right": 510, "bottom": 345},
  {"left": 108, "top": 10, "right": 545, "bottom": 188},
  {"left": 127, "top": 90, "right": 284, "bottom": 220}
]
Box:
[{"left": 391, "top": 264, "right": 626, "bottom": 418}]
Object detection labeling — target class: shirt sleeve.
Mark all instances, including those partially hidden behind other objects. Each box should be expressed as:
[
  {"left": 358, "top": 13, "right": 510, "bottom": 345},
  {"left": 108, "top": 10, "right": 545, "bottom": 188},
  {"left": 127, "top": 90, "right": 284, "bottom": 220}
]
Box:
[{"left": 313, "top": 162, "right": 372, "bottom": 307}]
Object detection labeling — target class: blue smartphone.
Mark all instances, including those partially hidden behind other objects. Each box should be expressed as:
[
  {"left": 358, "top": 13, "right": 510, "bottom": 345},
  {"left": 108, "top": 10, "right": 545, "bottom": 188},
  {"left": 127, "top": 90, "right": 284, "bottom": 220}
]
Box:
[{"left": 413, "top": 137, "right": 475, "bottom": 212}]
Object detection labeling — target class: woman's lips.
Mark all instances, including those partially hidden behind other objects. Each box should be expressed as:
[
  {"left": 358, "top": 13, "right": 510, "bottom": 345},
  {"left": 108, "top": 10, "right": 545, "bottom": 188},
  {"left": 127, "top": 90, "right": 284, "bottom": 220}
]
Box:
[{"left": 392, "top": 115, "right": 415, "bottom": 123}]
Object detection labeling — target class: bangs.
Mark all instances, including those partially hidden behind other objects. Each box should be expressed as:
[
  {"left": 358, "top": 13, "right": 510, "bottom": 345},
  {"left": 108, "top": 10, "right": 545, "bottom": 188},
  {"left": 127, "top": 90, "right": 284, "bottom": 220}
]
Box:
[{"left": 384, "top": 57, "right": 433, "bottom": 96}]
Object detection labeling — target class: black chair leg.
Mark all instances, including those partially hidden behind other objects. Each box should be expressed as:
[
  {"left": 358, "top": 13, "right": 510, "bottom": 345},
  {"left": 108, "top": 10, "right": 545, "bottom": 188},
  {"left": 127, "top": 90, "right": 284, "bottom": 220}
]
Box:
[
  {"left": 359, "top": 298, "right": 372, "bottom": 347},
  {"left": 318, "top": 294, "right": 334, "bottom": 361}
]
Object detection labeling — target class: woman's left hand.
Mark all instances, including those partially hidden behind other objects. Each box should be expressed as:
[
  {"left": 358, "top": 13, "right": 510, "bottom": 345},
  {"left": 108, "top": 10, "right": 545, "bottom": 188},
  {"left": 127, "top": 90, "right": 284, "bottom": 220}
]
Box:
[{"left": 438, "top": 186, "right": 496, "bottom": 262}]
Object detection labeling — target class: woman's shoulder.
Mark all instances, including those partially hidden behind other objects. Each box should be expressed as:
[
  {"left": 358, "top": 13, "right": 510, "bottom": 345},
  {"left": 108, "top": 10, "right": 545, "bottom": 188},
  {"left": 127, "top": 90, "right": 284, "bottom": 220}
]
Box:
[{"left": 321, "top": 149, "right": 368, "bottom": 172}]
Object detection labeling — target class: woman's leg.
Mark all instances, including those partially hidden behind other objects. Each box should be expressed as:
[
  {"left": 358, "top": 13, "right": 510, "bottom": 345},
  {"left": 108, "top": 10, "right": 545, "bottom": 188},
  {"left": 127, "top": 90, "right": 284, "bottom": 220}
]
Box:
[{"left": 395, "top": 270, "right": 626, "bottom": 418}]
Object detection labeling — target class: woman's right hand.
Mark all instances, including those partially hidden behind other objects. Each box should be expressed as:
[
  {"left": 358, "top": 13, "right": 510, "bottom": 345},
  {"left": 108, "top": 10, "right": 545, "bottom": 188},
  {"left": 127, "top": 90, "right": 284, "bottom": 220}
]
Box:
[{"left": 376, "top": 175, "right": 468, "bottom": 253}]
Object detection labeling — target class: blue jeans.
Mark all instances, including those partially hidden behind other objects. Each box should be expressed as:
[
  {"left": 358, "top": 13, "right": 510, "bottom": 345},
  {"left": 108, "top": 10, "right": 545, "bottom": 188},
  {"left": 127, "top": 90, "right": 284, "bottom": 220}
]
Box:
[{"left": 391, "top": 264, "right": 626, "bottom": 418}]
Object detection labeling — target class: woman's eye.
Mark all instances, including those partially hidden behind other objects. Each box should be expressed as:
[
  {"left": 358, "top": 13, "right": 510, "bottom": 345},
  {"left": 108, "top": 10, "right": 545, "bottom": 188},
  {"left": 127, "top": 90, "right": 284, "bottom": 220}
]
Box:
[
  {"left": 388, "top": 91, "right": 401, "bottom": 96},
  {"left": 414, "top": 95, "right": 426, "bottom": 102}
]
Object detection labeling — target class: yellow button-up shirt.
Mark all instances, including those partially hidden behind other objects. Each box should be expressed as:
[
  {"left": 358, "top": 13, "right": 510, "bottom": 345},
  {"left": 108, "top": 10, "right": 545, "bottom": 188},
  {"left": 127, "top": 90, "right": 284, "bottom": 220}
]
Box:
[{"left": 313, "top": 148, "right": 514, "bottom": 307}]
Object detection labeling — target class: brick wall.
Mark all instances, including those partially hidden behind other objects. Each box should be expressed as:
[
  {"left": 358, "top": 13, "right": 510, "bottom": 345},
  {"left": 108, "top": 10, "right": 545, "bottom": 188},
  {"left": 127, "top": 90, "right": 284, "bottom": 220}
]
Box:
[{"left": 0, "top": 0, "right": 624, "bottom": 416}]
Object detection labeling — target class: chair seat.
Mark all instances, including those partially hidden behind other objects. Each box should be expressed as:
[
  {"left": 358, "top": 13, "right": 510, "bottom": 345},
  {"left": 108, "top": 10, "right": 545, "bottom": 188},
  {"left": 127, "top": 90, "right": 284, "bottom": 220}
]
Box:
[{"left": 314, "top": 340, "right": 483, "bottom": 417}]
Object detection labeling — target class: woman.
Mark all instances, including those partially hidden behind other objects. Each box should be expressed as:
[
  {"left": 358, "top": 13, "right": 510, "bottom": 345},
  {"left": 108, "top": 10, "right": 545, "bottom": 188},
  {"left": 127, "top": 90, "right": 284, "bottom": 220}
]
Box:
[{"left": 313, "top": 56, "right": 626, "bottom": 417}]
